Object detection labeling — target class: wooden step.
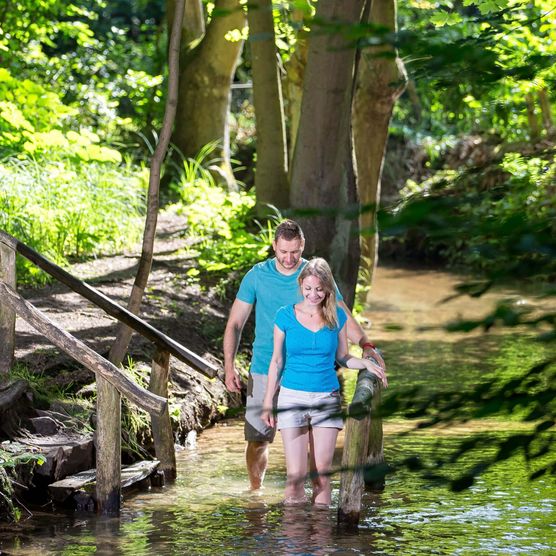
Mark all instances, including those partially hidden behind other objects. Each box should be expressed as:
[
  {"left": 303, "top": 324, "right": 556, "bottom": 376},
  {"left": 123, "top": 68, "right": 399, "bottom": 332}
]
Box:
[{"left": 49, "top": 460, "right": 162, "bottom": 510}]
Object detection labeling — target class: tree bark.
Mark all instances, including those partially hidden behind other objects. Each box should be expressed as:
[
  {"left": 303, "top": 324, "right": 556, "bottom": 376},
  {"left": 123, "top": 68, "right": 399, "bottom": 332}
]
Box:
[
  {"left": 526, "top": 93, "right": 540, "bottom": 142},
  {"left": 172, "top": 0, "right": 246, "bottom": 189},
  {"left": 290, "top": 0, "right": 366, "bottom": 308},
  {"left": 248, "top": 0, "right": 289, "bottom": 213},
  {"left": 109, "top": 0, "right": 185, "bottom": 367},
  {"left": 538, "top": 88, "right": 555, "bottom": 138},
  {"left": 353, "top": 0, "right": 407, "bottom": 284},
  {"left": 283, "top": 3, "right": 309, "bottom": 163},
  {"left": 167, "top": 0, "right": 205, "bottom": 51},
  {"left": 0, "top": 239, "right": 16, "bottom": 378}
]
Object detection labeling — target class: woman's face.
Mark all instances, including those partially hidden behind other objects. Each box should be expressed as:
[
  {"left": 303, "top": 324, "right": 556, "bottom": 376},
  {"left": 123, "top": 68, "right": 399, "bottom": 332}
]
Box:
[{"left": 301, "top": 274, "right": 327, "bottom": 307}]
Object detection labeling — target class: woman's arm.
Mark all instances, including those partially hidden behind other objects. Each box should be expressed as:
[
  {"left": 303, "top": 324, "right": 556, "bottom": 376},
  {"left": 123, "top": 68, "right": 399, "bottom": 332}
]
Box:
[
  {"left": 261, "top": 325, "right": 285, "bottom": 427},
  {"left": 336, "top": 324, "right": 388, "bottom": 388}
]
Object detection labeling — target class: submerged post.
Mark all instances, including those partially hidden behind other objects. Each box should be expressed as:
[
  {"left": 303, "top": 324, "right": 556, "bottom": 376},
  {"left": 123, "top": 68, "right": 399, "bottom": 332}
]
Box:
[
  {"left": 338, "top": 370, "right": 383, "bottom": 526},
  {"left": 96, "top": 377, "right": 122, "bottom": 515},
  {"left": 149, "top": 348, "right": 176, "bottom": 481},
  {"left": 0, "top": 235, "right": 16, "bottom": 377}
]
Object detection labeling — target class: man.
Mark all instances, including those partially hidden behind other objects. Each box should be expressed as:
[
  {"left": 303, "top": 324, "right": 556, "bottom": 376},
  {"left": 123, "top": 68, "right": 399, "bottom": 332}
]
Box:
[{"left": 223, "top": 219, "right": 385, "bottom": 490}]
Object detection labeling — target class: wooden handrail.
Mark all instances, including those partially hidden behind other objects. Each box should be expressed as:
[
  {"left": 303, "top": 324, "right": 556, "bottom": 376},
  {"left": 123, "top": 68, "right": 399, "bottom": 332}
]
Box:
[
  {"left": 0, "top": 281, "right": 166, "bottom": 415},
  {"left": 0, "top": 230, "right": 217, "bottom": 379}
]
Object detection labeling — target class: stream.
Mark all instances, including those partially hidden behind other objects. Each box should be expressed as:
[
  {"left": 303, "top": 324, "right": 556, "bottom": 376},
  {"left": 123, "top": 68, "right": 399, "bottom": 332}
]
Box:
[{"left": 1, "top": 265, "right": 554, "bottom": 555}]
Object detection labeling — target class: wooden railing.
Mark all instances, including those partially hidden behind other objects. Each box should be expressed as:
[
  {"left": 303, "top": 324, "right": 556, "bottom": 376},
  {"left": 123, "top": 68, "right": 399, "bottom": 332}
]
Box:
[
  {"left": 0, "top": 230, "right": 218, "bottom": 515},
  {"left": 338, "top": 370, "right": 384, "bottom": 526}
]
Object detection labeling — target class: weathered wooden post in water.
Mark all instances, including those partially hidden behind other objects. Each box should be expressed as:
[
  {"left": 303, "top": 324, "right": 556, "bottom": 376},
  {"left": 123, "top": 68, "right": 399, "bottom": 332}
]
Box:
[
  {"left": 0, "top": 235, "right": 16, "bottom": 377},
  {"left": 338, "top": 370, "right": 384, "bottom": 526},
  {"left": 149, "top": 348, "right": 176, "bottom": 481}
]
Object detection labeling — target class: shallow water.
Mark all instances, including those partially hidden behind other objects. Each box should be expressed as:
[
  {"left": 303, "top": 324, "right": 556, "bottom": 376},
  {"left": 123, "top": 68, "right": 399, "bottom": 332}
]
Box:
[{"left": 1, "top": 266, "right": 554, "bottom": 555}]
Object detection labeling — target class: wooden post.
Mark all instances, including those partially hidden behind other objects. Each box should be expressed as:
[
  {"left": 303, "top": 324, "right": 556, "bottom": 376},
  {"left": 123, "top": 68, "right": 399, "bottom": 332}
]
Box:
[
  {"left": 338, "top": 371, "right": 383, "bottom": 526},
  {"left": 96, "top": 376, "right": 122, "bottom": 515},
  {"left": 0, "top": 237, "right": 16, "bottom": 377},
  {"left": 365, "top": 387, "right": 385, "bottom": 491},
  {"left": 149, "top": 348, "right": 176, "bottom": 481}
]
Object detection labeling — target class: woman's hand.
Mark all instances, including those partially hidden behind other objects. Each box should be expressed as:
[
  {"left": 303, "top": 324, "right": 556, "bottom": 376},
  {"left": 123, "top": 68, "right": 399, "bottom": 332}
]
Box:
[
  {"left": 261, "top": 405, "right": 276, "bottom": 428},
  {"left": 363, "top": 358, "right": 388, "bottom": 388}
]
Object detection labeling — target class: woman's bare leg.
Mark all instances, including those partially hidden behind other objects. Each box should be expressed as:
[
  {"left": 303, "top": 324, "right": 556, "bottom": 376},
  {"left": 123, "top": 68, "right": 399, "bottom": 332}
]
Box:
[
  {"left": 308, "top": 427, "right": 339, "bottom": 506},
  {"left": 280, "top": 426, "right": 310, "bottom": 504}
]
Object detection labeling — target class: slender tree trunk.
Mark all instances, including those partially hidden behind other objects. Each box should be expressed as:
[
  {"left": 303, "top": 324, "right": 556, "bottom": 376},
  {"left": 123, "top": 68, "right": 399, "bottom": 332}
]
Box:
[
  {"left": 290, "top": 0, "right": 366, "bottom": 307},
  {"left": 248, "top": 0, "right": 289, "bottom": 213},
  {"left": 283, "top": 4, "right": 309, "bottom": 163},
  {"left": 172, "top": 0, "right": 246, "bottom": 189},
  {"left": 109, "top": 0, "right": 185, "bottom": 367},
  {"left": 526, "top": 93, "right": 541, "bottom": 142},
  {"left": 353, "top": 0, "right": 407, "bottom": 285},
  {"left": 538, "top": 88, "right": 555, "bottom": 138}
]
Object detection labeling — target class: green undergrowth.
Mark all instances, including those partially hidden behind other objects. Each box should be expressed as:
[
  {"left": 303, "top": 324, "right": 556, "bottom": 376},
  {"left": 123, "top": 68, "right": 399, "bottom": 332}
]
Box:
[
  {"left": 0, "top": 155, "right": 148, "bottom": 285},
  {"left": 170, "top": 146, "right": 278, "bottom": 297}
]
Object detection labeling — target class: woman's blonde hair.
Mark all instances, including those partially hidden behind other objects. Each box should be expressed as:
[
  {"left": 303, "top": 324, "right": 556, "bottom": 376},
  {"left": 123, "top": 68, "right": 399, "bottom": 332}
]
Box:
[{"left": 298, "top": 257, "right": 338, "bottom": 329}]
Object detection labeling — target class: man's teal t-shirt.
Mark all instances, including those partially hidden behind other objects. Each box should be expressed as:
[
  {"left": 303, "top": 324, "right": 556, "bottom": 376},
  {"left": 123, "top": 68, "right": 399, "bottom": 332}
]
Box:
[
  {"left": 236, "top": 258, "right": 343, "bottom": 375},
  {"left": 275, "top": 305, "right": 347, "bottom": 392}
]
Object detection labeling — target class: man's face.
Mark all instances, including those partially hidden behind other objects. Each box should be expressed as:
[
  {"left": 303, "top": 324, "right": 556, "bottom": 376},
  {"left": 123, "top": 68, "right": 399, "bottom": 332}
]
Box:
[{"left": 273, "top": 237, "right": 304, "bottom": 274}]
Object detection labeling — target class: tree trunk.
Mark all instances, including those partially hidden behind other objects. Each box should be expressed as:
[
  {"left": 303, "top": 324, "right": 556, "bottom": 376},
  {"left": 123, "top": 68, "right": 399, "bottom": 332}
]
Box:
[
  {"left": 538, "top": 88, "right": 555, "bottom": 138},
  {"left": 290, "top": 0, "right": 366, "bottom": 308},
  {"left": 526, "top": 93, "right": 540, "bottom": 142},
  {"left": 283, "top": 4, "right": 309, "bottom": 163},
  {"left": 109, "top": 0, "right": 185, "bottom": 367},
  {"left": 172, "top": 0, "right": 246, "bottom": 189},
  {"left": 353, "top": 0, "right": 407, "bottom": 285},
  {"left": 248, "top": 0, "right": 289, "bottom": 214},
  {"left": 167, "top": 0, "right": 205, "bottom": 51}
]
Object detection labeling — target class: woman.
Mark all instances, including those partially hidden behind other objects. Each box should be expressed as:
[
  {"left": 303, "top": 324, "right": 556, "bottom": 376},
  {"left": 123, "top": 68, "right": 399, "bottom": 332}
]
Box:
[{"left": 261, "top": 258, "right": 387, "bottom": 507}]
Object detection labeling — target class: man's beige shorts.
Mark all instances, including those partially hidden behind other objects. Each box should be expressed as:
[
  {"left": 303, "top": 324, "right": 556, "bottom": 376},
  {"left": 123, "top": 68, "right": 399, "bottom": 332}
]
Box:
[{"left": 244, "top": 372, "right": 277, "bottom": 443}]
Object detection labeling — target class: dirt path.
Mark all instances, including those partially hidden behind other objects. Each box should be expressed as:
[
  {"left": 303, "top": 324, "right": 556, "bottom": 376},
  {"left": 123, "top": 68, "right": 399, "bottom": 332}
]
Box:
[{"left": 13, "top": 209, "right": 236, "bottom": 436}]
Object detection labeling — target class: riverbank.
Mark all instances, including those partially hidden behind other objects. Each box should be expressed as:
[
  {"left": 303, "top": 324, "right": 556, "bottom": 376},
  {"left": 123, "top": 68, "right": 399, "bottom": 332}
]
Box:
[{"left": 1, "top": 210, "right": 244, "bottom": 520}]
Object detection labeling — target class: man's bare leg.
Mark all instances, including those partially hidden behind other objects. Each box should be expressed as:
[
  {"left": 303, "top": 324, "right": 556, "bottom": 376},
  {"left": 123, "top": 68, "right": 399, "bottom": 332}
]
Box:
[{"left": 246, "top": 440, "right": 269, "bottom": 490}]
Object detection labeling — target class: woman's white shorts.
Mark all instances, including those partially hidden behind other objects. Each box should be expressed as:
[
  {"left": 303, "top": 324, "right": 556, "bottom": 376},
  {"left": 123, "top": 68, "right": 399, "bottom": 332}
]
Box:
[{"left": 277, "top": 386, "right": 343, "bottom": 430}]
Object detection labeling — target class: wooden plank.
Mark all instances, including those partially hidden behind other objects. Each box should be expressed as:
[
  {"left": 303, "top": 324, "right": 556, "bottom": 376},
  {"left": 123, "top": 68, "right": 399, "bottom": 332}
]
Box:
[
  {"left": 0, "top": 230, "right": 217, "bottom": 378},
  {"left": 0, "top": 281, "right": 166, "bottom": 416},
  {"left": 96, "top": 376, "right": 121, "bottom": 515},
  {"left": 0, "top": 240, "right": 16, "bottom": 377},
  {"left": 49, "top": 460, "right": 160, "bottom": 504},
  {"left": 149, "top": 349, "right": 176, "bottom": 481}
]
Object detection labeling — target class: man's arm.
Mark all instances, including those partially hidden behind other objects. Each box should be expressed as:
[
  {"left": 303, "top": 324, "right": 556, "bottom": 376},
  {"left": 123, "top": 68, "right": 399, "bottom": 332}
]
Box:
[
  {"left": 338, "top": 300, "right": 386, "bottom": 369},
  {"left": 223, "top": 298, "right": 253, "bottom": 392}
]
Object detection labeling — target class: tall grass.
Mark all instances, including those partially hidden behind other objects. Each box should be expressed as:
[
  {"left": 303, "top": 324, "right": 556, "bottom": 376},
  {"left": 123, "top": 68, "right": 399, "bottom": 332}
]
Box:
[{"left": 0, "top": 155, "right": 148, "bottom": 284}]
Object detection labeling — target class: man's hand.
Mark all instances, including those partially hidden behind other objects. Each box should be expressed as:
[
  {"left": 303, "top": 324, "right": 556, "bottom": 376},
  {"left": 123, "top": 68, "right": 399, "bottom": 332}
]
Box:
[{"left": 225, "top": 367, "right": 243, "bottom": 393}]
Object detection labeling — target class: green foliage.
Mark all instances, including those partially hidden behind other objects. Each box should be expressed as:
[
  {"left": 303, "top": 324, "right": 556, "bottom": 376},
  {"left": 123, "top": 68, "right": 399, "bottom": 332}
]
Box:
[
  {"left": 0, "top": 0, "right": 165, "bottom": 141},
  {"left": 389, "top": 149, "right": 556, "bottom": 275},
  {"left": 0, "top": 155, "right": 147, "bottom": 284},
  {"left": 170, "top": 145, "right": 274, "bottom": 294}
]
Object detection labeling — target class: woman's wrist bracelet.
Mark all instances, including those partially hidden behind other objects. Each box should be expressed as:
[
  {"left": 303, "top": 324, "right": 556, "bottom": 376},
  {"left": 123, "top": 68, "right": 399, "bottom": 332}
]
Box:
[{"left": 361, "top": 341, "right": 377, "bottom": 351}]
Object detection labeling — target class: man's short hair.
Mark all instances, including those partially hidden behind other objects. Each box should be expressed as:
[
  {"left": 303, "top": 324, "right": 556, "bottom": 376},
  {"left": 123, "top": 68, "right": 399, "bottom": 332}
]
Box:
[{"left": 274, "top": 219, "right": 305, "bottom": 242}]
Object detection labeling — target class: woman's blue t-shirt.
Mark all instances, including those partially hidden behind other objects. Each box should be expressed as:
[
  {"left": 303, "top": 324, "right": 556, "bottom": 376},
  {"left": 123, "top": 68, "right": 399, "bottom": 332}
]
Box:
[{"left": 275, "top": 305, "right": 347, "bottom": 392}]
